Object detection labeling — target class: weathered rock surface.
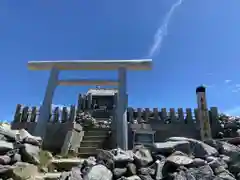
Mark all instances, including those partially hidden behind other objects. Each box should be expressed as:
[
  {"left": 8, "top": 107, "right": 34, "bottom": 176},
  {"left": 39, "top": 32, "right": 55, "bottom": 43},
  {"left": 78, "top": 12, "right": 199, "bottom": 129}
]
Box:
[
  {"left": 1, "top": 122, "right": 240, "bottom": 180},
  {"left": 0, "top": 125, "right": 43, "bottom": 179},
  {"left": 53, "top": 135, "right": 240, "bottom": 180}
]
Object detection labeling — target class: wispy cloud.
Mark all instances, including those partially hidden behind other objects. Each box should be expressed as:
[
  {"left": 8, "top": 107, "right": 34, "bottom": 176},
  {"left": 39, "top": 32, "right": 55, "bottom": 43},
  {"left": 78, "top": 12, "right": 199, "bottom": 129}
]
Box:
[
  {"left": 224, "top": 80, "right": 232, "bottom": 84},
  {"left": 230, "top": 84, "right": 240, "bottom": 93},
  {"left": 148, "top": 0, "right": 184, "bottom": 57}
]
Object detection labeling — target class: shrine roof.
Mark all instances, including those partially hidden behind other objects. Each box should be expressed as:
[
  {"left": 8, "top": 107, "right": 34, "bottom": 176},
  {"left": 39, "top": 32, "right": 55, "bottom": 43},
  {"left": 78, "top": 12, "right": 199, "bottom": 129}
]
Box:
[{"left": 86, "top": 88, "right": 118, "bottom": 96}]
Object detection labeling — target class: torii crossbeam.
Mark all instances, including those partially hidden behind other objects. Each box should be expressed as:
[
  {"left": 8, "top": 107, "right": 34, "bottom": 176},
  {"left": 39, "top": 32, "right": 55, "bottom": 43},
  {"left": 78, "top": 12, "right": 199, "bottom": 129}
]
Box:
[{"left": 28, "top": 59, "right": 152, "bottom": 150}]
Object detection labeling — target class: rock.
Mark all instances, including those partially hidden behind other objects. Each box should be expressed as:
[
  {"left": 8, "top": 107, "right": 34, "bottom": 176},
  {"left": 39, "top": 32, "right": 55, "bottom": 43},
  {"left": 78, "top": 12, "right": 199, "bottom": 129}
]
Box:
[
  {"left": 126, "top": 163, "right": 137, "bottom": 176},
  {"left": 155, "top": 160, "right": 164, "bottom": 180},
  {"left": 217, "top": 171, "right": 236, "bottom": 180},
  {"left": 0, "top": 165, "right": 13, "bottom": 176},
  {"left": 20, "top": 143, "right": 40, "bottom": 165},
  {"left": 0, "top": 141, "right": 14, "bottom": 154},
  {"left": 11, "top": 162, "right": 39, "bottom": 180},
  {"left": 228, "top": 152, "right": 240, "bottom": 176},
  {"left": 138, "top": 167, "right": 155, "bottom": 176},
  {"left": 49, "top": 158, "right": 84, "bottom": 172},
  {"left": 18, "top": 129, "right": 42, "bottom": 146},
  {"left": 113, "top": 167, "right": 127, "bottom": 178},
  {"left": 83, "top": 156, "right": 97, "bottom": 167},
  {"left": 110, "top": 148, "right": 134, "bottom": 163},
  {"left": 0, "top": 125, "right": 16, "bottom": 141},
  {"left": 173, "top": 170, "right": 187, "bottom": 180},
  {"left": 190, "top": 158, "right": 207, "bottom": 167},
  {"left": 167, "top": 137, "right": 219, "bottom": 158},
  {"left": 83, "top": 164, "right": 113, "bottom": 180},
  {"left": 69, "top": 166, "right": 83, "bottom": 180},
  {"left": 139, "top": 174, "right": 153, "bottom": 180},
  {"left": 0, "top": 155, "right": 11, "bottom": 165},
  {"left": 11, "top": 153, "right": 22, "bottom": 163},
  {"left": 35, "top": 172, "right": 62, "bottom": 180},
  {"left": 166, "top": 155, "right": 193, "bottom": 166},
  {"left": 133, "top": 145, "right": 153, "bottom": 167},
  {"left": 185, "top": 165, "right": 215, "bottom": 179},
  {"left": 218, "top": 141, "right": 240, "bottom": 156},
  {"left": 121, "top": 175, "right": 141, "bottom": 180},
  {"left": 153, "top": 141, "right": 191, "bottom": 155}
]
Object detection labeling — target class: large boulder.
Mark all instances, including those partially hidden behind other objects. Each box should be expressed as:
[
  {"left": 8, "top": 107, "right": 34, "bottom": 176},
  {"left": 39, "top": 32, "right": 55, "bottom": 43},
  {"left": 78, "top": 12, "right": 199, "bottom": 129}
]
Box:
[
  {"left": 166, "top": 137, "right": 219, "bottom": 158},
  {"left": 153, "top": 141, "right": 191, "bottom": 155},
  {"left": 83, "top": 164, "right": 113, "bottom": 180}
]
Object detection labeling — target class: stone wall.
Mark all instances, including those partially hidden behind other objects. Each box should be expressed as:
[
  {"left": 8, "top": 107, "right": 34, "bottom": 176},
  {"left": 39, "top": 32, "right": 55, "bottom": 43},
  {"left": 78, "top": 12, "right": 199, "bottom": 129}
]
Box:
[
  {"left": 11, "top": 104, "right": 221, "bottom": 151},
  {"left": 127, "top": 107, "right": 220, "bottom": 139}
]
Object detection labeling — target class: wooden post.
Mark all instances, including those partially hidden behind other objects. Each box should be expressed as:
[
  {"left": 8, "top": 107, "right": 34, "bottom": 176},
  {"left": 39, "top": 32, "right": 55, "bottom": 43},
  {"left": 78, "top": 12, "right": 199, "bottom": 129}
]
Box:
[{"left": 196, "top": 86, "right": 212, "bottom": 141}]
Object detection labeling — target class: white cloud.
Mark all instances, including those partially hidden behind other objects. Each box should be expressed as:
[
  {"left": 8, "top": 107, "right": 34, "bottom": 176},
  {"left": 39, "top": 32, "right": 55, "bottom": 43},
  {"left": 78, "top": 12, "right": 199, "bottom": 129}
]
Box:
[
  {"left": 148, "top": 0, "right": 184, "bottom": 57},
  {"left": 225, "top": 80, "right": 232, "bottom": 83},
  {"left": 229, "top": 84, "right": 240, "bottom": 93},
  {"left": 224, "top": 106, "right": 240, "bottom": 116}
]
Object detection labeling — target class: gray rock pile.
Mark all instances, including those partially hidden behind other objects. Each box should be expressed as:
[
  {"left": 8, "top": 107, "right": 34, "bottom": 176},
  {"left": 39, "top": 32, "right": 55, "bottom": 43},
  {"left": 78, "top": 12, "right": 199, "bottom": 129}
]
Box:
[
  {"left": 76, "top": 111, "right": 111, "bottom": 128},
  {"left": 56, "top": 137, "right": 240, "bottom": 180},
  {"left": 76, "top": 112, "right": 97, "bottom": 127},
  {"left": 0, "top": 124, "right": 43, "bottom": 179},
  {"left": 1, "top": 123, "right": 240, "bottom": 179},
  {"left": 218, "top": 114, "right": 240, "bottom": 138}
]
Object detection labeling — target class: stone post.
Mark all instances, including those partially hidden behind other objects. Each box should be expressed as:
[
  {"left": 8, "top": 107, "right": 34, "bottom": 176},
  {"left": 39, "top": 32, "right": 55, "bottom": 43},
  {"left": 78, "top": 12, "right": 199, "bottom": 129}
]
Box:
[
  {"left": 186, "top": 108, "right": 193, "bottom": 123},
  {"left": 137, "top": 108, "right": 142, "bottom": 122},
  {"left": 87, "top": 93, "right": 92, "bottom": 109},
  {"left": 145, "top": 108, "right": 150, "bottom": 122},
  {"left": 209, "top": 107, "right": 220, "bottom": 138},
  {"left": 61, "top": 107, "right": 68, "bottom": 123},
  {"left": 177, "top": 108, "right": 184, "bottom": 121},
  {"left": 116, "top": 67, "right": 128, "bottom": 150},
  {"left": 161, "top": 108, "right": 167, "bottom": 121},
  {"left": 169, "top": 108, "right": 176, "bottom": 122},
  {"left": 34, "top": 67, "right": 59, "bottom": 138},
  {"left": 14, "top": 104, "right": 22, "bottom": 122},
  {"left": 53, "top": 107, "right": 60, "bottom": 123},
  {"left": 35, "top": 107, "right": 40, "bottom": 123},
  {"left": 127, "top": 107, "right": 134, "bottom": 123},
  {"left": 153, "top": 108, "right": 159, "bottom": 120},
  {"left": 77, "top": 93, "right": 82, "bottom": 112},
  {"left": 69, "top": 105, "right": 76, "bottom": 122},
  {"left": 112, "top": 93, "right": 118, "bottom": 130},
  {"left": 196, "top": 86, "right": 212, "bottom": 141},
  {"left": 82, "top": 95, "right": 86, "bottom": 110},
  {"left": 21, "top": 106, "right": 29, "bottom": 122},
  {"left": 30, "top": 106, "right": 37, "bottom": 122}
]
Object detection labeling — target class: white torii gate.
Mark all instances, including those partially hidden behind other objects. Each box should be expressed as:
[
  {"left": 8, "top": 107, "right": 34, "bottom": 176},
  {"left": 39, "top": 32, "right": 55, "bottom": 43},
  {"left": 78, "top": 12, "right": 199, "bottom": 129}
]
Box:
[{"left": 28, "top": 59, "right": 152, "bottom": 150}]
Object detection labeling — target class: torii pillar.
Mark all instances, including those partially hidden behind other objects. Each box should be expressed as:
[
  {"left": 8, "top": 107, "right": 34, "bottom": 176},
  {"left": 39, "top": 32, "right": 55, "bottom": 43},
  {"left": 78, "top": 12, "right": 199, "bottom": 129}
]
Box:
[{"left": 28, "top": 60, "right": 152, "bottom": 150}]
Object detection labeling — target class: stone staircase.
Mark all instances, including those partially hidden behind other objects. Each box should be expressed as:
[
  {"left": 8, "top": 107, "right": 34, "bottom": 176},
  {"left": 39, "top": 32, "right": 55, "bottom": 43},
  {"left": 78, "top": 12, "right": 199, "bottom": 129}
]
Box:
[{"left": 77, "top": 126, "right": 111, "bottom": 158}]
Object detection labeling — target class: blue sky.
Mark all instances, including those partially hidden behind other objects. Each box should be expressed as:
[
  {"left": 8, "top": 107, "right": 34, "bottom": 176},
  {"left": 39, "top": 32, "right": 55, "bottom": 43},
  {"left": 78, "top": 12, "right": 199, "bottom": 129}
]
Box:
[{"left": 0, "top": 0, "right": 240, "bottom": 121}]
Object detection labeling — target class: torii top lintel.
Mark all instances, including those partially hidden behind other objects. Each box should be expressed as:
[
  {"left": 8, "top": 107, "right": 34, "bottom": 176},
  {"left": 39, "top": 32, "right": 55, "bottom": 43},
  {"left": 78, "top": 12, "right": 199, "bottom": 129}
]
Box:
[{"left": 28, "top": 59, "right": 152, "bottom": 71}]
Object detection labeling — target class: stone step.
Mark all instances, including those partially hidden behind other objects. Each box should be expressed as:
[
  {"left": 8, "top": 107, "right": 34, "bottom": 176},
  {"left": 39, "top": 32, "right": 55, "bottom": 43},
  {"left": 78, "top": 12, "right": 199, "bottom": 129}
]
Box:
[
  {"left": 83, "top": 135, "right": 108, "bottom": 141},
  {"left": 78, "top": 147, "right": 97, "bottom": 154},
  {"left": 77, "top": 152, "right": 97, "bottom": 158},
  {"left": 83, "top": 127, "right": 111, "bottom": 131},
  {"left": 80, "top": 140, "right": 103, "bottom": 148},
  {"left": 84, "top": 130, "right": 109, "bottom": 136}
]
